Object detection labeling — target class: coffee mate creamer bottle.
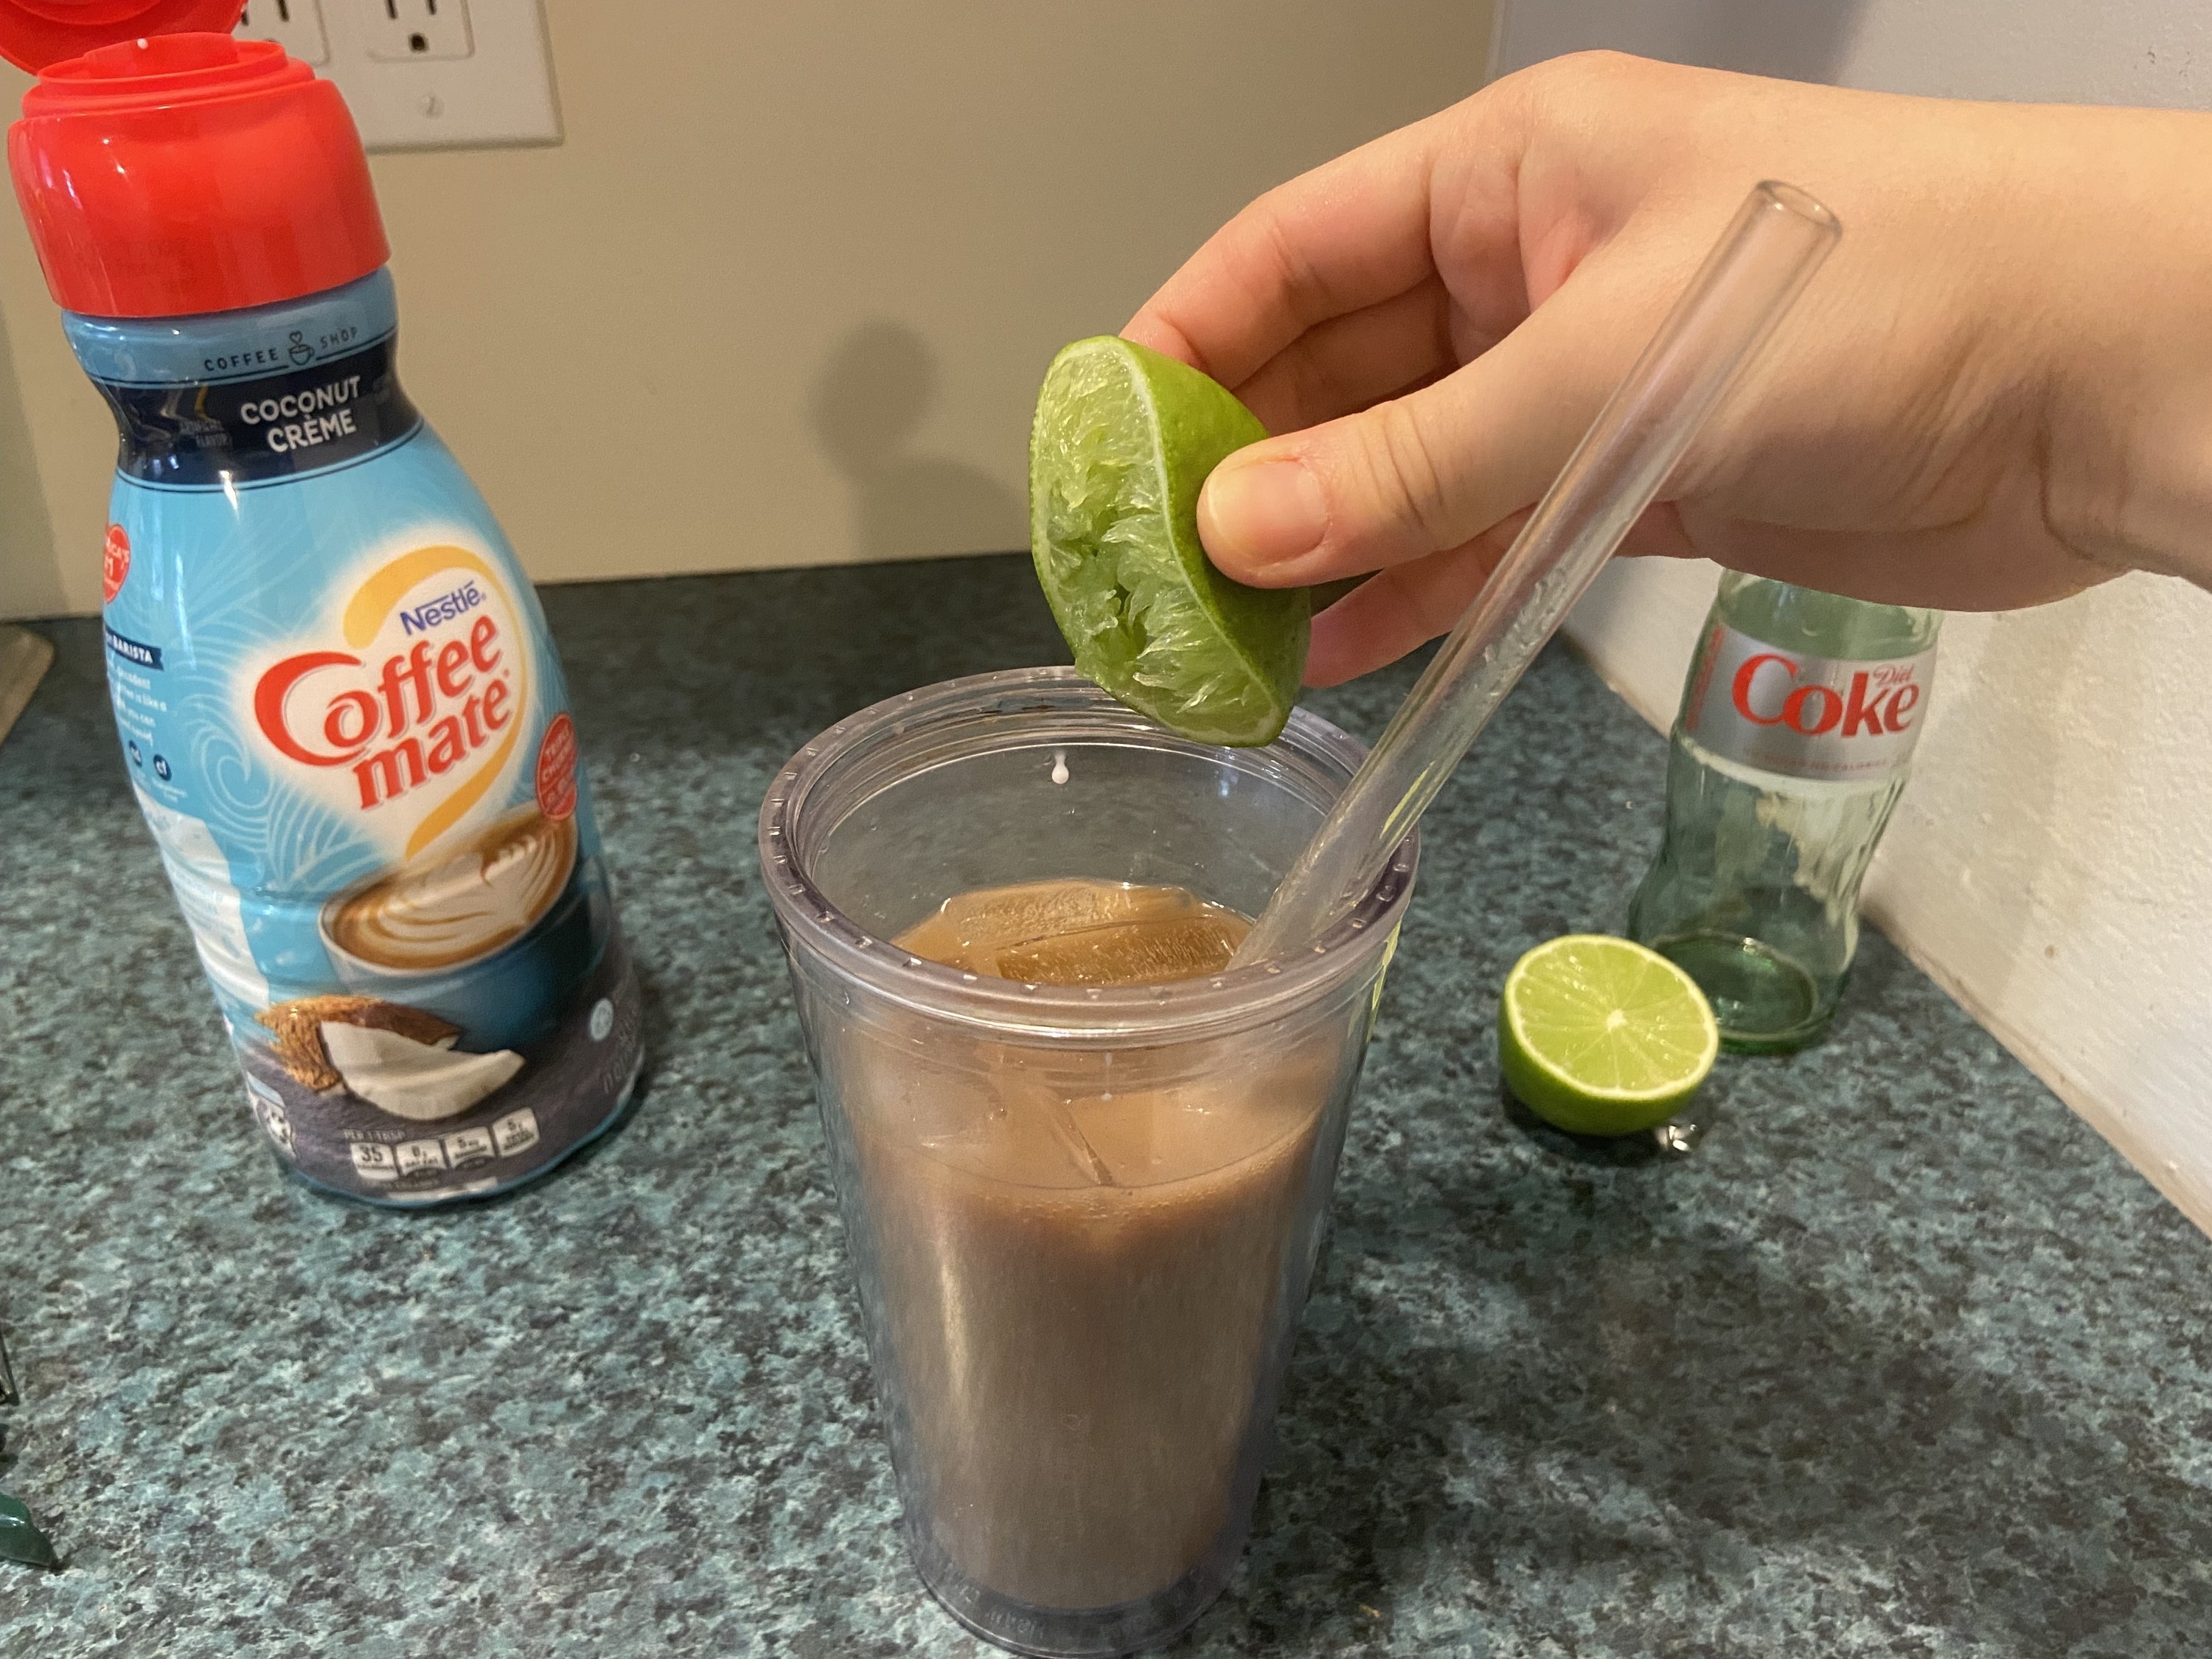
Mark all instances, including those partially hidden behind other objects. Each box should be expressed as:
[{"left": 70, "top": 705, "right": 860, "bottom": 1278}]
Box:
[{"left": 3, "top": 10, "right": 644, "bottom": 1204}]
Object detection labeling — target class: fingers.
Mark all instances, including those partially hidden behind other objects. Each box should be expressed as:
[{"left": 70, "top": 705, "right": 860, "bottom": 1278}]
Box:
[
  {"left": 1200, "top": 274, "right": 1635, "bottom": 588},
  {"left": 1124, "top": 107, "right": 1461, "bottom": 388},
  {"left": 1228, "top": 275, "right": 1462, "bottom": 435},
  {"left": 1614, "top": 500, "right": 1700, "bottom": 560},
  {"left": 1304, "top": 513, "right": 1527, "bottom": 685}
]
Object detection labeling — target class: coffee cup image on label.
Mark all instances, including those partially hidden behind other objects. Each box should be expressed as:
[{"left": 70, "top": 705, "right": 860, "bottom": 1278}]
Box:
[
  {"left": 266, "top": 807, "right": 583, "bottom": 1121},
  {"left": 324, "top": 805, "right": 578, "bottom": 973}
]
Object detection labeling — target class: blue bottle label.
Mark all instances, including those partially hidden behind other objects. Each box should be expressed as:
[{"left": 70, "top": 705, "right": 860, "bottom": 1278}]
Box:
[{"left": 75, "top": 271, "right": 642, "bottom": 1205}]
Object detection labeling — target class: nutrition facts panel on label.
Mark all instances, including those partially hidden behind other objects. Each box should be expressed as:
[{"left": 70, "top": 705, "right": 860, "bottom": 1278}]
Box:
[{"left": 344, "top": 1109, "right": 542, "bottom": 1183}]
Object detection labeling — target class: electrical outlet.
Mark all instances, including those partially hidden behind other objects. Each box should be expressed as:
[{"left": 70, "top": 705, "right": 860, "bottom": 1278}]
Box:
[
  {"left": 359, "top": 0, "right": 473, "bottom": 63},
  {"left": 235, "top": 0, "right": 331, "bottom": 66},
  {"left": 240, "top": 0, "right": 556, "bottom": 151}
]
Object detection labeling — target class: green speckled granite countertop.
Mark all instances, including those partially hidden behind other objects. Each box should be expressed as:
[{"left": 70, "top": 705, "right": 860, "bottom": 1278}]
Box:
[{"left": 3, "top": 555, "right": 2208, "bottom": 1657}]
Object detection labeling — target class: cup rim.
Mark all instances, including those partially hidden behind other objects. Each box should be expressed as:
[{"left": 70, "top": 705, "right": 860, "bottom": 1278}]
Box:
[{"left": 757, "top": 667, "right": 1419, "bottom": 1043}]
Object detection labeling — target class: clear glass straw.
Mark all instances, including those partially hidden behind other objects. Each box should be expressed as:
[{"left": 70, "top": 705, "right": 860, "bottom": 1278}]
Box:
[{"left": 1234, "top": 181, "right": 1840, "bottom": 967}]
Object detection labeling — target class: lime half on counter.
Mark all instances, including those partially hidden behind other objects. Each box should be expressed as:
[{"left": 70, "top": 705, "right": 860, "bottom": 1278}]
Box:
[
  {"left": 1498, "top": 934, "right": 1721, "bottom": 1136},
  {"left": 1030, "top": 335, "right": 1308, "bottom": 747}
]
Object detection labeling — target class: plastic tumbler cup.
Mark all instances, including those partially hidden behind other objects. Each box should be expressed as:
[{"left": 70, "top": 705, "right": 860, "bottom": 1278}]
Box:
[{"left": 759, "top": 667, "right": 1417, "bottom": 1657}]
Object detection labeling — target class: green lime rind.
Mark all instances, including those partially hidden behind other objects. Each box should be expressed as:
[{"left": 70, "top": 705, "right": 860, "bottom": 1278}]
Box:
[
  {"left": 1498, "top": 933, "right": 1719, "bottom": 1137},
  {"left": 1029, "top": 335, "right": 1307, "bottom": 747}
]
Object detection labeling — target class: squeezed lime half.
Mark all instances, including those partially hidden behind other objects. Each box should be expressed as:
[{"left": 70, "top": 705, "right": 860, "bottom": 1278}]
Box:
[{"left": 1029, "top": 335, "right": 1307, "bottom": 747}]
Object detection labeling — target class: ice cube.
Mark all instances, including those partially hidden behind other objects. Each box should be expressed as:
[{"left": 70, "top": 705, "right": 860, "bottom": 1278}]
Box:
[
  {"left": 989, "top": 914, "right": 1245, "bottom": 987},
  {"left": 936, "top": 879, "right": 1198, "bottom": 953},
  {"left": 1062, "top": 1039, "right": 1338, "bottom": 1185},
  {"left": 897, "top": 880, "right": 1250, "bottom": 986},
  {"left": 891, "top": 905, "right": 975, "bottom": 973}
]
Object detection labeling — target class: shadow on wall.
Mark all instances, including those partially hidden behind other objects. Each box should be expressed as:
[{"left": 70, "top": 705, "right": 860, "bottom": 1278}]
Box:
[
  {"left": 1498, "top": 0, "right": 1869, "bottom": 83},
  {"left": 812, "top": 321, "right": 1025, "bottom": 564},
  {"left": 0, "top": 293, "right": 60, "bottom": 621}
]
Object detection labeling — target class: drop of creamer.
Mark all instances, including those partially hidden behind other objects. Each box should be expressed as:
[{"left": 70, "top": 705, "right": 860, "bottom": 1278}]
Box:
[{"left": 1051, "top": 750, "right": 1070, "bottom": 786}]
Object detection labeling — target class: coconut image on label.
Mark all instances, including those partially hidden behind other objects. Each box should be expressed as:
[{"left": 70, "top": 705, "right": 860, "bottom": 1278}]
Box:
[
  {"left": 321, "top": 1023, "right": 524, "bottom": 1121},
  {"left": 254, "top": 991, "right": 524, "bottom": 1121},
  {"left": 256, "top": 994, "right": 459, "bottom": 1090}
]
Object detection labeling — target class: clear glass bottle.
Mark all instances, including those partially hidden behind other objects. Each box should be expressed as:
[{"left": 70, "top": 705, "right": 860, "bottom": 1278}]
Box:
[{"left": 1627, "top": 572, "right": 1940, "bottom": 1052}]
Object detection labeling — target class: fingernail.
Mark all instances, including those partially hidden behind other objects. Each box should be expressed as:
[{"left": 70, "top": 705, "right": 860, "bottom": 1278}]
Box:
[{"left": 1200, "top": 457, "right": 1327, "bottom": 569}]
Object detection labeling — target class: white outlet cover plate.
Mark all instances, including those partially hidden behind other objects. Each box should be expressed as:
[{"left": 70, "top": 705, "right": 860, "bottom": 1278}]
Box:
[{"left": 241, "top": 0, "right": 560, "bottom": 152}]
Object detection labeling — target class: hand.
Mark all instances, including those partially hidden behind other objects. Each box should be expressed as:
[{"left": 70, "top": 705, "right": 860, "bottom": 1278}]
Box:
[{"left": 1124, "top": 52, "right": 2212, "bottom": 684}]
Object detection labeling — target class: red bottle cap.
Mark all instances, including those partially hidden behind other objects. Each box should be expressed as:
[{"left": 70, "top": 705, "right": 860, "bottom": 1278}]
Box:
[{"left": 0, "top": 3, "right": 388, "bottom": 317}]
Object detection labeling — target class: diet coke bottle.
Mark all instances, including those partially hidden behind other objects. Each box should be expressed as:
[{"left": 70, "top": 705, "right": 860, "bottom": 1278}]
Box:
[{"left": 1627, "top": 571, "right": 1939, "bottom": 1052}]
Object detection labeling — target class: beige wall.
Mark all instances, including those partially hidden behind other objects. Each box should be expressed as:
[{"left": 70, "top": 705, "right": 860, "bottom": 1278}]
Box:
[{"left": 0, "top": 1, "right": 1495, "bottom": 619}]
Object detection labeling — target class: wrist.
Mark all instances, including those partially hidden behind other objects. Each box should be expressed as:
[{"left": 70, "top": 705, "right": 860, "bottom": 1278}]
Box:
[{"left": 2034, "top": 110, "right": 2212, "bottom": 588}]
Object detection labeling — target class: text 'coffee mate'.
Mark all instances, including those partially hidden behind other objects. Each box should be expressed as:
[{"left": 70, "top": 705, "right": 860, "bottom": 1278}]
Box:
[{"left": 252, "top": 554, "right": 532, "bottom": 836}]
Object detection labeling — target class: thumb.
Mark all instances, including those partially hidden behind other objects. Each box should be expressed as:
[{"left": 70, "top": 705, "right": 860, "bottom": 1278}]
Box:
[{"left": 1197, "top": 291, "right": 1630, "bottom": 588}]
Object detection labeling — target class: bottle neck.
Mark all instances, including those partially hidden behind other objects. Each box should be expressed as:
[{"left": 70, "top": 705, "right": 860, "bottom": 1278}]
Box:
[
  {"left": 1716, "top": 570, "right": 1941, "bottom": 658},
  {"left": 61, "top": 268, "right": 420, "bottom": 490}
]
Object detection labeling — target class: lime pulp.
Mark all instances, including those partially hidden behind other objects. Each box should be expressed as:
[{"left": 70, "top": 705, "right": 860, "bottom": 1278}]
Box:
[
  {"left": 1028, "top": 336, "right": 1307, "bottom": 748},
  {"left": 1497, "top": 934, "right": 1720, "bottom": 1137}
]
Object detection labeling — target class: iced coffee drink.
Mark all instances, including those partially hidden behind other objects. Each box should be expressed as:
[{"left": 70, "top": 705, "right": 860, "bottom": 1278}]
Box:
[
  {"left": 869, "top": 882, "right": 1328, "bottom": 1609},
  {"left": 763, "top": 669, "right": 1416, "bottom": 1656}
]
